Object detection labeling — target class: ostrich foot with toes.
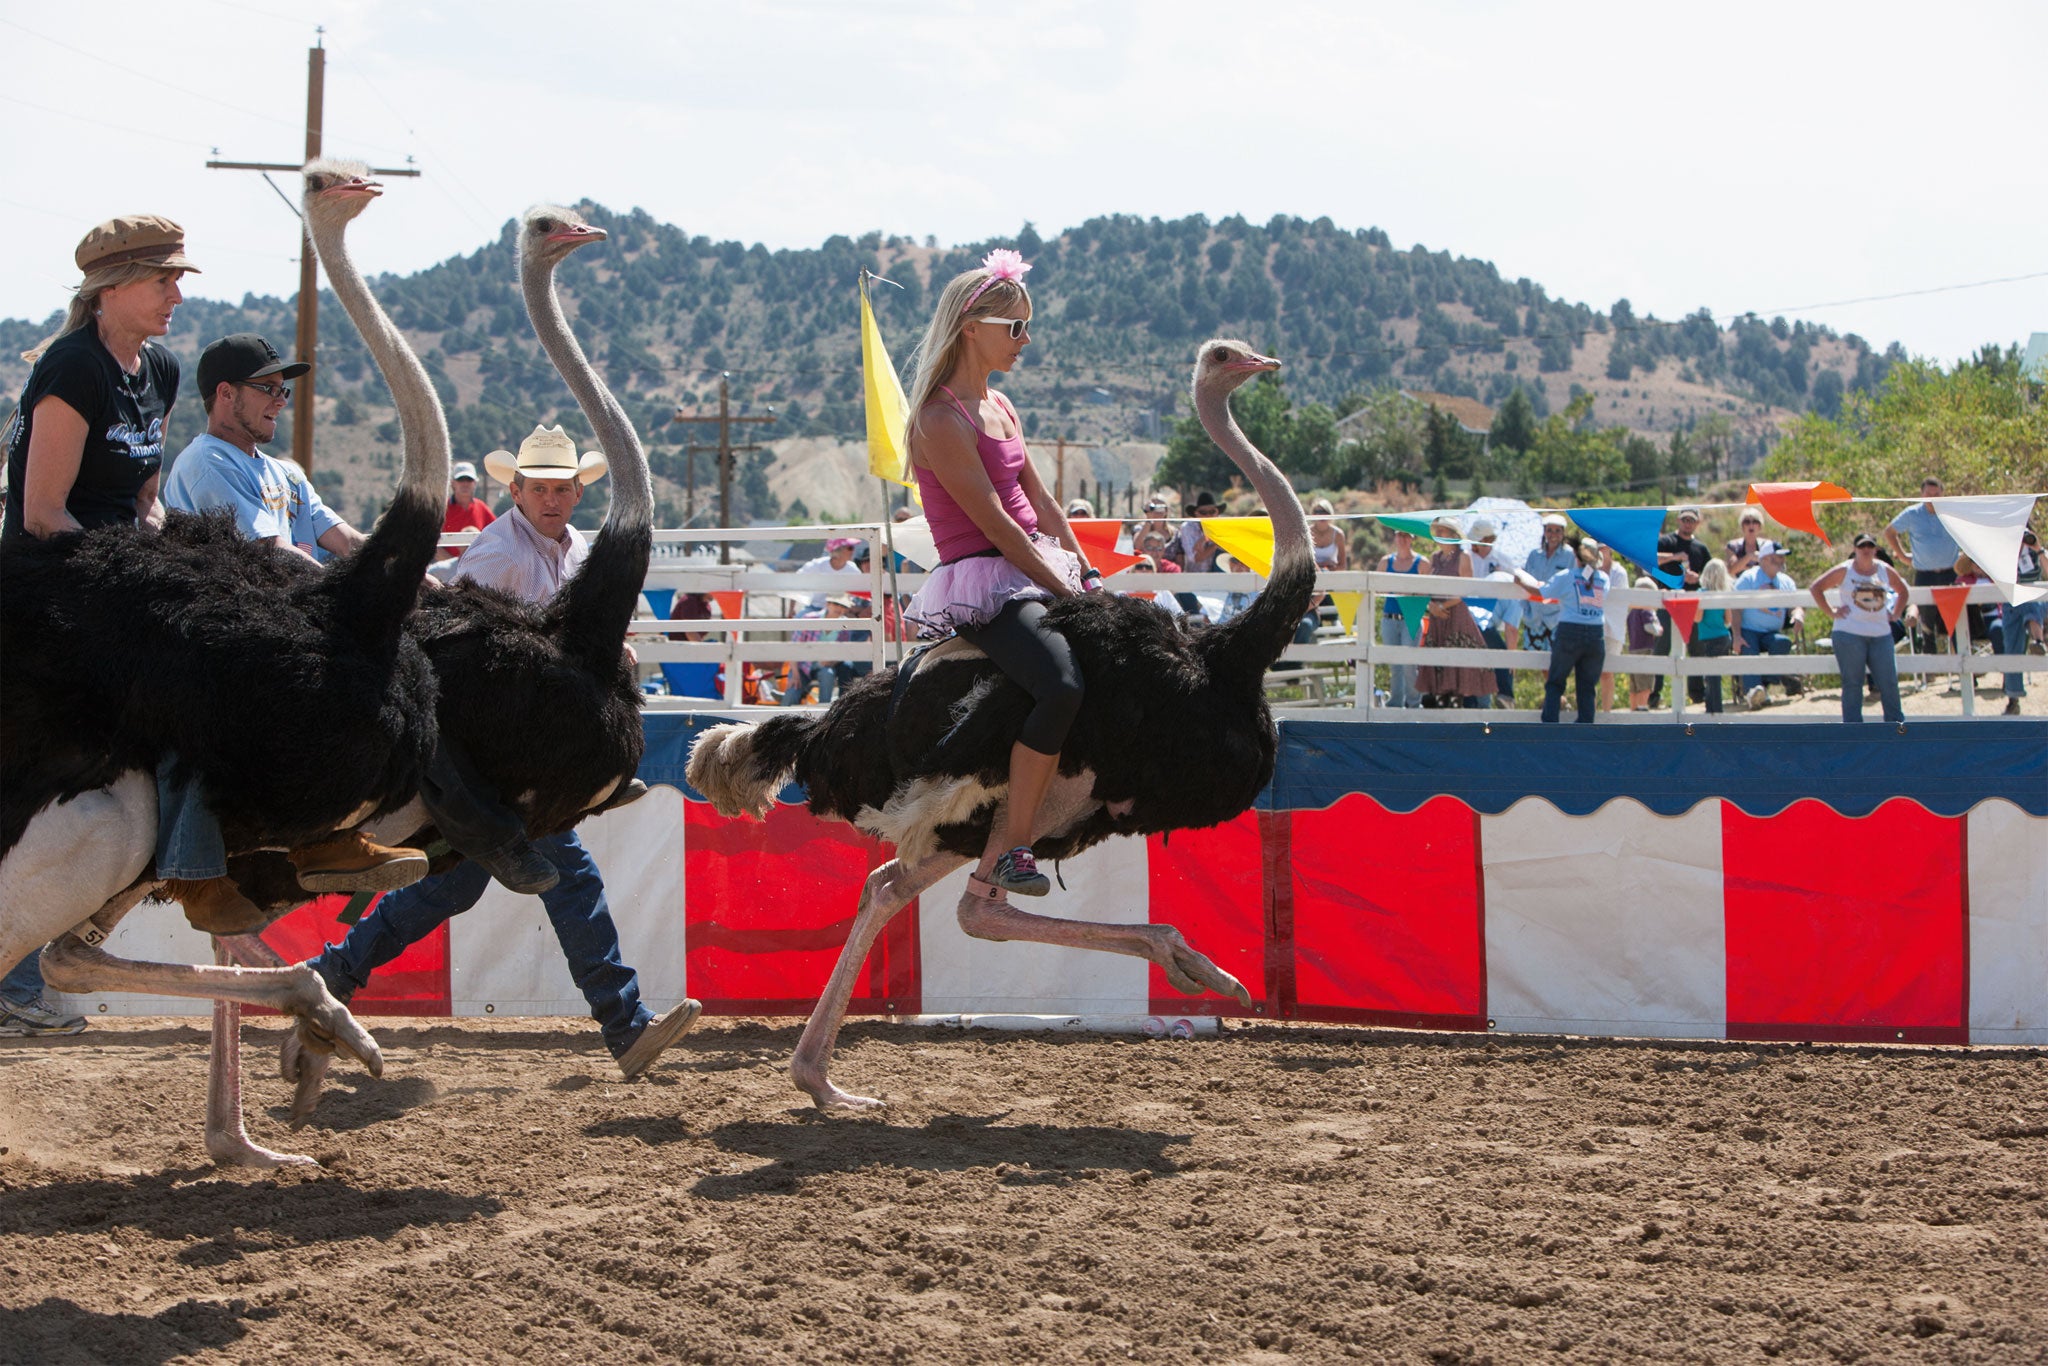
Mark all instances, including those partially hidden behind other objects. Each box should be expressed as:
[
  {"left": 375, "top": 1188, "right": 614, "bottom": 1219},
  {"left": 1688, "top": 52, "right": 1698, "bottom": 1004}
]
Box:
[
  {"left": 953, "top": 898, "right": 1254, "bottom": 1008},
  {"left": 279, "top": 1024, "right": 337, "bottom": 1127}
]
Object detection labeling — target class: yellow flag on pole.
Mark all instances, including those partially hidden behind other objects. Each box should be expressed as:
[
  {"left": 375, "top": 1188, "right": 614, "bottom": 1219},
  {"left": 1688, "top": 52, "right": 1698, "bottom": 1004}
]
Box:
[
  {"left": 1200, "top": 516, "right": 1276, "bottom": 577},
  {"left": 860, "top": 274, "right": 913, "bottom": 487}
]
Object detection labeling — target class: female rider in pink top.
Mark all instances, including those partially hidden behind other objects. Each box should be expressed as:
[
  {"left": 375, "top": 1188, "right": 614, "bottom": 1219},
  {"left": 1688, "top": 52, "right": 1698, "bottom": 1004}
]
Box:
[{"left": 901, "top": 250, "right": 1097, "bottom": 896}]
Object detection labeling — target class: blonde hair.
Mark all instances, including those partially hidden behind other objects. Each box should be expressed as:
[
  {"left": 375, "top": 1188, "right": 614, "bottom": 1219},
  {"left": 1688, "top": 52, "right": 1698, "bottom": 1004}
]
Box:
[
  {"left": 905, "top": 267, "right": 1030, "bottom": 438},
  {"left": 22, "top": 262, "right": 180, "bottom": 363},
  {"left": 1699, "top": 559, "right": 1732, "bottom": 592}
]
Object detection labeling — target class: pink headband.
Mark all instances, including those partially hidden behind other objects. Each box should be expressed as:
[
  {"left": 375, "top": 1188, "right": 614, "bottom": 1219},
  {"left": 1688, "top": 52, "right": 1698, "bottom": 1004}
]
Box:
[{"left": 962, "top": 248, "right": 1031, "bottom": 314}]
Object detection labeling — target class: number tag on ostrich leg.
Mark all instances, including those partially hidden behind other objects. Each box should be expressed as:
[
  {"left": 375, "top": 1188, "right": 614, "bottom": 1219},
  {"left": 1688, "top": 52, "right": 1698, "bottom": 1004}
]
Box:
[{"left": 965, "top": 875, "right": 1009, "bottom": 904}]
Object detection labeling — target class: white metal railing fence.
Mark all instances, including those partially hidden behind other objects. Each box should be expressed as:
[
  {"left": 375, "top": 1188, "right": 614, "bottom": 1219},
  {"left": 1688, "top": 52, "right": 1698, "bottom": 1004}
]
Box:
[{"left": 437, "top": 525, "right": 2048, "bottom": 720}]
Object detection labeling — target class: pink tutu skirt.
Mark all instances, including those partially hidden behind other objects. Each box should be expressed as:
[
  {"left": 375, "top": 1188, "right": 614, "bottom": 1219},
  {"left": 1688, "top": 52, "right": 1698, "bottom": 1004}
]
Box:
[{"left": 903, "top": 533, "right": 1084, "bottom": 641}]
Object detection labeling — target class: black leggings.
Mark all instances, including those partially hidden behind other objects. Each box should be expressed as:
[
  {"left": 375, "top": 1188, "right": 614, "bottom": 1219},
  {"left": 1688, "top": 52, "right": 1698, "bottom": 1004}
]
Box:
[{"left": 960, "top": 598, "right": 1085, "bottom": 756}]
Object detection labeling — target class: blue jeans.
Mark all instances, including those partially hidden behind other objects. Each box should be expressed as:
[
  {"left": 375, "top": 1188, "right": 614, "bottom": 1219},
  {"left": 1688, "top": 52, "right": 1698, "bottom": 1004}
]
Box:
[
  {"left": 1833, "top": 631, "right": 1903, "bottom": 723},
  {"left": 1739, "top": 626, "right": 1793, "bottom": 693},
  {"left": 307, "top": 830, "right": 651, "bottom": 1055},
  {"left": 1379, "top": 614, "right": 1419, "bottom": 708},
  {"left": 1541, "top": 621, "right": 1605, "bottom": 723},
  {"left": 2003, "top": 601, "right": 2045, "bottom": 697},
  {"left": 1, "top": 953, "right": 47, "bottom": 1007},
  {"left": 155, "top": 758, "right": 227, "bottom": 881}
]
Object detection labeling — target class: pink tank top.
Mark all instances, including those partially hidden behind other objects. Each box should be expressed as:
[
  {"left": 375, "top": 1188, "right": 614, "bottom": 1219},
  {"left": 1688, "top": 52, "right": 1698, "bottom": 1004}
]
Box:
[{"left": 914, "top": 387, "right": 1040, "bottom": 563}]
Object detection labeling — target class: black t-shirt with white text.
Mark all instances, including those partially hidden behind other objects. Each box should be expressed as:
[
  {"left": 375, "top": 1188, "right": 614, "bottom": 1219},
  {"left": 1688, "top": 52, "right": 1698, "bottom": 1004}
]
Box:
[
  {"left": 1657, "top": 531, "right": 1710, "bottom": 587},
  {"left": 3, "top": 327, "right": 179, "bottom": 543}
]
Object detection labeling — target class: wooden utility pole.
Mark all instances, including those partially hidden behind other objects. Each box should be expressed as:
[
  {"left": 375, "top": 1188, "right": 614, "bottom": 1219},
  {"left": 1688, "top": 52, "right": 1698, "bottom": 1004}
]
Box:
[
  {"left": 207, "top": 31, "right": 418, "bottom": 473},
  {"left": 672, "top": 373, "right": 776, "bottom": 563},
  {"left": 1054, "top": 436, "right": 1066, "bottom": 505}
]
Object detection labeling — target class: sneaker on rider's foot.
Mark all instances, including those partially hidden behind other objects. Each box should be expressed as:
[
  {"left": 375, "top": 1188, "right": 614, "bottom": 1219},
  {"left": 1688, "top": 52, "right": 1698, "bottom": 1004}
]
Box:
[
  {"left": 990, "top": 846, "right": 1051, "bottom": 897},
  {"left": 1746, "top": 685, "right": 1768, "bottom": 711},
  {"left": 2030, "top": 638, "right": 2046, "bottom": 657},
  {"left": 473, "top": 838, "right": 560, "bottom": 895},
  {"left": 615, "top": 999, "right": 703, "bottom": 1080},
  {"left": 0, "top": 996, "right": 87, "bottom": 1037},
  {"left": 289, "top": 830, "right": 429, "bottom": 894}
]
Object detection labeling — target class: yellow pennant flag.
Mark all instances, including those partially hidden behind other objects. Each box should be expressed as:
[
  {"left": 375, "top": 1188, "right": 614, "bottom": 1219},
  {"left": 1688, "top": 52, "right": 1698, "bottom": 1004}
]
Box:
[
  {"left": 860, "top": 274, "right": 913, "bottom": 487},
  {"left": 1331, "top": 591, "right": 1362, "bottom": 636},
  {"left": 1200, "top": 516, "right": 1276, "bottom": 577}
]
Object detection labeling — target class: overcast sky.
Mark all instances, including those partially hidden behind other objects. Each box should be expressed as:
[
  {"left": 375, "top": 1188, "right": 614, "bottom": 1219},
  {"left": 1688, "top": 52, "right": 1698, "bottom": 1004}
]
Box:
[{"left": 3, "top": 0, "right": 2042, "bottom": 365}]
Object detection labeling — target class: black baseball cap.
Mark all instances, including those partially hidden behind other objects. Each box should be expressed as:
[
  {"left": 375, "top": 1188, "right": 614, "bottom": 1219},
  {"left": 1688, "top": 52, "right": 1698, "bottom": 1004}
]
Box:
[
  {"left": 1853, "top": 532, "right": 1878, "bottom": 549},
  {"left": 197, "top": 333, "right": 309, "bottom": 398}
]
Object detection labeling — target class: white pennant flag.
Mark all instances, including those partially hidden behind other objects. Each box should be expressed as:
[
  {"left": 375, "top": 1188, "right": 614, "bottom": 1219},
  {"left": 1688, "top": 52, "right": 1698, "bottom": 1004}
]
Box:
[{"left": 1932, "top": 495, "right": 2044, "bottom": 603}]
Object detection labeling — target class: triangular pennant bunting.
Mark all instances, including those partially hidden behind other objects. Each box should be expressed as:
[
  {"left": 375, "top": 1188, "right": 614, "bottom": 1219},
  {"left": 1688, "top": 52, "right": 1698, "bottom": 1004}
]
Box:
[
  {"left": 1930, "top": 495, "right": 2045, "bottom": 604},
  {"left": 1748, "top": 481, "right": 1851, "bottom": 545},
  {"left": 1930, "top": 584, "right": 1972, "bottom": 635},
  {"left": 1332, "top": 591, "right": 1362, "bottom": 636},
  {"left": 1201, "top": 517, "right": 1277, "bottom": 577},
  {"left": 1397, "top": 595, "right": 1428, "bottom": 638},
  {"left": 1068, "top": 519, "right": 1144, "bottom": 576},
  {"left": 1663, "top": 595, "right": 1701, "bottom": 642},
  {"left": 859, "top": 275, "right": 913, "bottom": 487},
  {"left": 1567, "top": 506, "right": 1682, "bottom": 587}
]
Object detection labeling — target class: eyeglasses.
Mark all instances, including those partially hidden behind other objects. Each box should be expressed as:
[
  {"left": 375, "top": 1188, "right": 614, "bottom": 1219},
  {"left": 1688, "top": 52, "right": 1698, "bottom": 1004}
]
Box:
[
  {"left": 977, "top": 317, "right": 1030, "bottom": 340},
  {"left": 238, "top": 380, "right": 291, "bottom": 401}
]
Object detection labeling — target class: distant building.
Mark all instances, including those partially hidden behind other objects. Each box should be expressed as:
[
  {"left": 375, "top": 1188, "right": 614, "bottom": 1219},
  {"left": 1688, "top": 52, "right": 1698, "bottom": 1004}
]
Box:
[{"left": 2023, "top": 332, "right": 2048, "bottom": 383}]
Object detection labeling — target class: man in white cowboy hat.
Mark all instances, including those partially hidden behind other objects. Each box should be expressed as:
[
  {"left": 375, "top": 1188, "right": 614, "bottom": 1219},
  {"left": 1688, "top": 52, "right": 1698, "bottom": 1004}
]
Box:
[
  {"left": 463, "top": 424, "right": 609, "bottom": 600},
  {"left": 304, "top": 421, "right": 696, "bottom": 1081}
]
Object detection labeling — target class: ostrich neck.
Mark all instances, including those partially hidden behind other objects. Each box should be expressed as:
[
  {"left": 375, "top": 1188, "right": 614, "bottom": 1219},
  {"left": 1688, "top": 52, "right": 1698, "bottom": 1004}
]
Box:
[
  {"left": 520, "top": 256, "right": 652, "bottom": 535},
  {"left": 307, "top": 212, "right": 447, "bottom": 506},
  {"left": 1194, "top": 384, "right": 1311, "bottom": 573}
]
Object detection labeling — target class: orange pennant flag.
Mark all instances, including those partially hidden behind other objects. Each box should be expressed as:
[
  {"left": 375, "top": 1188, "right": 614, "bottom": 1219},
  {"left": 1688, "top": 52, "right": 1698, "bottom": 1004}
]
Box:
[
  {"left": 710, "top": 591, "right": 744, "bottom": 625},
  {"left": 1069, "top": 519, "right": 1145, "bottom": 576},
  {"left": 1748, "top": 481, "right": 1852, "bottom": 545},
  {"left": 1664, "top": 595, "right": 1702, "bottom": 642},
  {"left": 1930, "top": 584, "right": 1971, "bottom": 635}
]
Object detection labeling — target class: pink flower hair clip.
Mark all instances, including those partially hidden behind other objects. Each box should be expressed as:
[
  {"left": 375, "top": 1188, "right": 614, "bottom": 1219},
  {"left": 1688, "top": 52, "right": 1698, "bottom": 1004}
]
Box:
[{"left": 962, "top": 248, "right": 1032, "bottom": 313}]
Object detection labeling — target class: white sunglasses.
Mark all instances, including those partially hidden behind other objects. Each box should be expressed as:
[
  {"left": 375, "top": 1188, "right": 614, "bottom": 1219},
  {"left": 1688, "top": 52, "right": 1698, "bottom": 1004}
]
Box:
[{"left": 977, "top": 316, "right": 1030, "bottom": 340}]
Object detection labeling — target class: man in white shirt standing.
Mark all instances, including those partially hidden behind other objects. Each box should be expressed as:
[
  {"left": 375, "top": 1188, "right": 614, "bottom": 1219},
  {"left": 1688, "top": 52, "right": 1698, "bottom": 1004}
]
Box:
[{"left": 304, "top": 425, "right": 698, "bottom": 1081}]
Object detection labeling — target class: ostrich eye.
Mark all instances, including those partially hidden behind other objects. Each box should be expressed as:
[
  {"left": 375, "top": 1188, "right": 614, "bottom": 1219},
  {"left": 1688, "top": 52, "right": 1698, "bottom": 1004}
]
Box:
[
  {"left": 1210, "top": 347, "right": 1230, "bottom": 363},
  {"left": 535, "top": 217, "right": 557, "bottom": 233}
]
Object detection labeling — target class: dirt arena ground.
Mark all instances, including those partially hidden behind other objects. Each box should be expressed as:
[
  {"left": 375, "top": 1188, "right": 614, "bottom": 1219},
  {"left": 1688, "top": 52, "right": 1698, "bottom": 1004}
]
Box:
[{"left": 3, "top": 1016, "right": 2044, "bottom": 1363}]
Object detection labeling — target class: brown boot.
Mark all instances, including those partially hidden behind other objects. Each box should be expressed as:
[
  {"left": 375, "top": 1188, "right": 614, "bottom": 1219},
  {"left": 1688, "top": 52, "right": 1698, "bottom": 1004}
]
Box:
[
  {"left": 164, "top": 877, "right": 271, "bottom": 936},
  {"left": 287, "top": 830, "right": 429, "bottom": 894}
]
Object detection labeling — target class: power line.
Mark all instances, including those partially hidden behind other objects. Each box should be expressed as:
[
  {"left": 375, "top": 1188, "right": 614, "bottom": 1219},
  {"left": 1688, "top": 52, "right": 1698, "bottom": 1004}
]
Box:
[
  {"left": 0, "top": 16, "right": 307, "bottom": 135},
  {"left": 0, "top": 93, "right": 214, "bottom": 151}
]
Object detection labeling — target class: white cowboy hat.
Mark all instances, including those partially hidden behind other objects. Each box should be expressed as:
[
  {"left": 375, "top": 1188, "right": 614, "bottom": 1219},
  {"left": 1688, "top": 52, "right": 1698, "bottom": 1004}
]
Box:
[{"left": 483, "top": 424, "right": 608, "bottom": 486}]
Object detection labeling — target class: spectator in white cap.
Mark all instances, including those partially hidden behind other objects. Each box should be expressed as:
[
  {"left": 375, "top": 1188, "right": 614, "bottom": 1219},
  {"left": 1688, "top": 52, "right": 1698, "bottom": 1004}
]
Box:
[
  {"left": 1520, "top": 513, "right": 1576, "bottom": 648},
  {"left": 440, "top": 457, "right": 494, "bottom": 560},
  {"left": 1464, "top": 516, "right": 1516, "bottom": 701},
  {"left": 1065, "top": 496, "right": 1095, "bottom": 519},
  {"left": 1734, "top": 539, "right": 1803, "bottom": 709}
]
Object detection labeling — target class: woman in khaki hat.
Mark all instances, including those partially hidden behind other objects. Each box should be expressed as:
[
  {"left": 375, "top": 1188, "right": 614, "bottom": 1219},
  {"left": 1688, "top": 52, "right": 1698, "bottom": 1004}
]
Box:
[{"left": 4, "top": 214, "right": 200, "bottom": 544}]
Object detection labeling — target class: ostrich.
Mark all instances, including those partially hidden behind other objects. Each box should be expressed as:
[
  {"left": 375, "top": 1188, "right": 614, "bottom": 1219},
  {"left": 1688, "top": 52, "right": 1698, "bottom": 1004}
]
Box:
[
  {"left": 278, "top": 202, "right": 665, "bottom": 1115},
  {"left": 0, "top": 160, "right": 454, "bottom": 1163},
  {"left": 687, "top": 339, "right": 1307, "bottom": 1110}
]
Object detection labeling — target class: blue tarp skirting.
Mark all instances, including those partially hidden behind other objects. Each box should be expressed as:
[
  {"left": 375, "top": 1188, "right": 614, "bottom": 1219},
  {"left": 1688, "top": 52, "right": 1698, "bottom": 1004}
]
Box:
[
  {"left": 1264, "top": 719, "right": 2048, "bottom": 819},
  {"left": 644, "top": 712, "right": 2048, "bottom": 821}
]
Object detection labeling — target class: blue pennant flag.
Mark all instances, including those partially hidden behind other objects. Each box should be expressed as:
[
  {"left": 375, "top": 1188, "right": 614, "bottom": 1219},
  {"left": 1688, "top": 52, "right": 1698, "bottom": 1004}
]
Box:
[{"left": 1568, "top": 507, "right": 1681, "bottom": 587}]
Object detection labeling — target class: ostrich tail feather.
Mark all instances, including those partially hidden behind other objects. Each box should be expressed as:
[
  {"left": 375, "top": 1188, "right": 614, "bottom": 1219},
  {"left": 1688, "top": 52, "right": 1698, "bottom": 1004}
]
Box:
[{"left": 685, "top": 717, "right": 813, "bottom": 819}]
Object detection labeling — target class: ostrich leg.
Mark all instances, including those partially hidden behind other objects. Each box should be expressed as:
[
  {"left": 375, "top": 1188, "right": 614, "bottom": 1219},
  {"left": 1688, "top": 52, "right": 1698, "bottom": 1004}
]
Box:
[
  {"left": 954, "top": 778, "right": 1254, "bottom": 1006},
  {"left": 204, "top": 936, "right": 318, "bottom": 1168},
  {"left": 41, "top": 934, "right": 382, "bottom": 1077},
  {"left": 792, "top": 851, "right": 968, "bottom": 1111}
]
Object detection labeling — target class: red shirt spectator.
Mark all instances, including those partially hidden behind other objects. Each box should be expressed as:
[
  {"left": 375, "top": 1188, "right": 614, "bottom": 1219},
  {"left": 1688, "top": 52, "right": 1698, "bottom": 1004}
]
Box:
[{"left": 440, "top": 460, "right": 495, "bottom": 559}]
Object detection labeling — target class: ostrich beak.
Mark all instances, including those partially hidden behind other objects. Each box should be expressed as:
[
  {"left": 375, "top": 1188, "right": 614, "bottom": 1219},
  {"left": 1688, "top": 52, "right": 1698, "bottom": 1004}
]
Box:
[
  {"left": 548, "top": 224, "right": 607, "bottom": 245},
  {"left": 1231, "top": 352, "right": 1281, "bottom": 373},
  {"left": 322, "top": 178, "right": 383, "bottom": 200}
]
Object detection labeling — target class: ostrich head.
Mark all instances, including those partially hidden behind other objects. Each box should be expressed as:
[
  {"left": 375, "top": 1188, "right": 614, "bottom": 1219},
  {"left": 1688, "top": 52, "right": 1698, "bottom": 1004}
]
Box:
[
  {"left": 1191, "top": 338, "right": 1281, "bottom": 400},
  {"left": 520, "top": 205, "right": 608, "bottom": 272},
  {"left": 301, "top": 158, "right": 382, "bottom": 226}
]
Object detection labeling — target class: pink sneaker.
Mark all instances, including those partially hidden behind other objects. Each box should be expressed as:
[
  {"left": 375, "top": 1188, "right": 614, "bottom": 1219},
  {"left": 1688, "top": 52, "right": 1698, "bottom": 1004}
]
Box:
[{"left": 991, "top": 846, "right": 1051, "bottom": 897}]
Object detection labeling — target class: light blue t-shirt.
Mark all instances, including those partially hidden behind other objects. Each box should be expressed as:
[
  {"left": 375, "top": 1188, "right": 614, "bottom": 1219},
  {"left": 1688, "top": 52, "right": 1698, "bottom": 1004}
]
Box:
[
  {"left": 1541, "top": 565, "right": 1609, "bottom": 627},
  {"left": 1523, "top": 542, "right": 1578, "bottom": 634},
  {"left": 1734, "top": 566, "right": 1797, "bottom": 633},
  {"left": 161, "top": 433, "right": 342, "bottom": 551},
  {"left": 1886, "top": 504, "right": 1958, "bottom": 572}
]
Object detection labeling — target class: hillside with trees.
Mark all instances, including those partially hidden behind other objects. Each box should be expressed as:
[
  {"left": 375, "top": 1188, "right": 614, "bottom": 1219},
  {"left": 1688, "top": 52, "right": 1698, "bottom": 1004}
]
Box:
[{"left": 1, "top": 206, "right": 1907, "bottom": 529}]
